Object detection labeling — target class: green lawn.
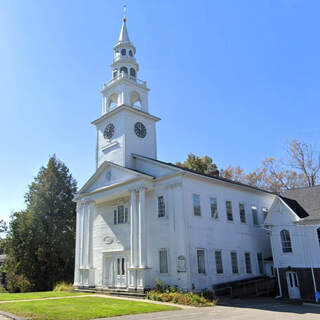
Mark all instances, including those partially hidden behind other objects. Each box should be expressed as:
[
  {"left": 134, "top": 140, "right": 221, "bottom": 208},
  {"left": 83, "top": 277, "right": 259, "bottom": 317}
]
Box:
[
  {"left": 0, "top": 296, "right": 179, "bottom": 320},
  {"left": 0, "top": 291, "right": 88, "bottom": 301}
]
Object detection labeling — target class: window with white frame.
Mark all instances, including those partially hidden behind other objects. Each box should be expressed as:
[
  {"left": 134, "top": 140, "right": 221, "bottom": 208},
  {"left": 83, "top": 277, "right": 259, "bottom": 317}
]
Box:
[
  {"left": 197, "top": 249, "right": 206, "bottom": 274},
  {"left": 231, "top": 251, "right": 238, "bottom": 274},
  {"left": 239, "top": 203, "right": 246, "bottom": 223},
  {"left": 257, "top": 252, "right": 264, "bottom": 274},
  {"left": 245, "top": 252, "right": 252, "bottom": 274},
  {"left": 262, "top": 208, "right": 268, "bottom": 221},
  {"left": 280, "top": 229, "right": 292, "bottom": 253},
  {"left": 252, "top": 206, "right": 258, "bottom": 225},
  {"left": 215, "top": 250, "right": 223, "bottom": 274},
  {"left": 226, "top": 201, "right": 233, "bottom": 221},
  {"left": 193, "top": 194, "right": 201, "bottom": 216},
  {"left": 210, "top": 197, "right": 218, "bottom": 219},
  {"left": 159, "top": 249, "right": 168, "bottom": 273},
  {"left": 117, "top": 258, "right": 126, "bottom": 275},
  {"left": 158, "top": 196, "right": 166, "bottom": 218},
  {"left": 317, "top": 228, "right": 320, "bottom": 246},
  {"left": 113, "top": 205, "right": 128, "bottom": 224}
]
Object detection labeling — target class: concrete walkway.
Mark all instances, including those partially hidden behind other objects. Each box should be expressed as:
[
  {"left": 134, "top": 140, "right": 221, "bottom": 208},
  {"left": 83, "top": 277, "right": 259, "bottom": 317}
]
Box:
[{"left": 95, "top": 297, "right": 320, "bottom": 320}]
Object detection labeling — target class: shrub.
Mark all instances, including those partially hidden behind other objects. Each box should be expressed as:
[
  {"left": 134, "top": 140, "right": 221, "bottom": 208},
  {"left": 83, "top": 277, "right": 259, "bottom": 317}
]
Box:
[
  {"left": 0, "top": 286, "right": 7, "bottom": 293},
  {"left": 53, "top": 281, "right": 73, "bottom": 292},
  {"left": 146, "top": 287, "right": 217, "bottom": 307},
  {"left": 7, "top": 274, "right": 33, "bottom": 293}
]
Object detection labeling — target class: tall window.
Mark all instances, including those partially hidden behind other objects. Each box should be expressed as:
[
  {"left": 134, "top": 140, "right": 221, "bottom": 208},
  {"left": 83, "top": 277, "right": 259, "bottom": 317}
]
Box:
[
  {"left": 193, "top": 194, "right": 201, "bottom": 216},
  {"left": 114, "top": 205, "right": 128, "bottom": 224},
  {"left": 230, "top": 252, "right": 238, "bottom": 274},
  {"left": 257, "top": 253, "right": 264, "bottom": 274},
  {"left": 252, "top": 206, "right": 258, "bottom": 225},
  {"left": 158, "top": 196, "right": 166, "bottom": 218},
  {"left": 245, "top": 252, "right": 252, "bottom": 274},
  {"left": 215, "top": 250, "right": 223, "bottom": 274},
  {"left": 210, "top": 197, "right": 218, "bottom": 219},
  {"left": 262, "top": 208, "right": 268, "bottom": 221},
  {"left": 280, "top": 229, "right": 292, "bottom": 253},
  {"left": 239, "top": 203, "right": 246, "bottom": 223},
  {"left": 159, "top": 249, "right": 168, "bottom": 273},
  {"left": 226, "top": 201, "right": 233, "bottom": 221},
  {"left": 197, "top": 249, "right": 206, "bottom": 274},
  {"left": 317, "top": 227, "right": 320, "bottom": 246},
  {"left": 121, "top": 48, "right": 126, "bottom": 55},
  {"left": 117, "top": 258, "right": 125, "bottom": 275}
]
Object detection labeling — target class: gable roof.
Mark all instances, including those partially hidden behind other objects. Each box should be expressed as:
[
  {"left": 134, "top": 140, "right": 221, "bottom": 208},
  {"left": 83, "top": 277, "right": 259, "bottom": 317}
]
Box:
[
  {"left": 77, "top": 161, "right": 155, "bottom": 196},
  {"left": 133, "top": 154, "right": 276, "bottom": 195},
  {"left": 282, "top": 186, "right": 320, "bottom": 220}
]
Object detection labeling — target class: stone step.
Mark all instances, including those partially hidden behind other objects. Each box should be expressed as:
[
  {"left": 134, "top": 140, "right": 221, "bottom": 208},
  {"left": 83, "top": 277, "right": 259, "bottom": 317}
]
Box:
[{"left": 74, "top": 288, "right": 146, "bottom": 299}]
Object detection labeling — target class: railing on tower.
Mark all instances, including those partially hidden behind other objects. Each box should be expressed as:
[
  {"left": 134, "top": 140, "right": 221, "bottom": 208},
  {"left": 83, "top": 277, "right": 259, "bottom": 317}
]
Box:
[{"left": 104, "top": 72, "right": 147, "bottom": 88}]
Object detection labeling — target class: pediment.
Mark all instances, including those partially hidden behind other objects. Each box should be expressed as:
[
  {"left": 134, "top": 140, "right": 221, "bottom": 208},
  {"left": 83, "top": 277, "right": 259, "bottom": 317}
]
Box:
[{"left": 78, "top": 161, "right": 153, "bottom": 195}]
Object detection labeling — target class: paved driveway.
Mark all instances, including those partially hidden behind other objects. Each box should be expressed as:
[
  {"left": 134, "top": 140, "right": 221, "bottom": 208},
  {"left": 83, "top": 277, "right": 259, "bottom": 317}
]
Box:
[{"left": 96, "top": 297, "right": 320, "bottom": 320}]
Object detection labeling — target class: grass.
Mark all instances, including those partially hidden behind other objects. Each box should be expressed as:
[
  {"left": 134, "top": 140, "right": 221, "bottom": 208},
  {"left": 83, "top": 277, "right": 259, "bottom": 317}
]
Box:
[
  {"left": 0, "top": 291, "right": 88, "bottom": 301},
  {"left": 0, "top": 296, "right": 179, "bottom": 320}
]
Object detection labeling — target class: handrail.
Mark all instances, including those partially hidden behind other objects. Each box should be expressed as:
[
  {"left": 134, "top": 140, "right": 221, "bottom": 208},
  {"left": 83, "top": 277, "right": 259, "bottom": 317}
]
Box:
[{"left": 103, "top": 72, "right": 147, "bottom": 88}]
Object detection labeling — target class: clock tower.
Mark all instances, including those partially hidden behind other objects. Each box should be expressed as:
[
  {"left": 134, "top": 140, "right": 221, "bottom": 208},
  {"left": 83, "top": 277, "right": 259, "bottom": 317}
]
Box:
[{"left": 92, "top": 15, "right": 160, "bottom": 169}]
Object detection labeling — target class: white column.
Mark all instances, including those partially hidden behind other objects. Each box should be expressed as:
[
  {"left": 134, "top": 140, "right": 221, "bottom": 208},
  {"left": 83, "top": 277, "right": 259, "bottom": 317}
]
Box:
[
  {"left": 74, "top": 203, "right": 81, "bottom": 286},
  {"left": 79, "top": 203, "right": 85, "bottom": 268},
  {"left": 138, "top": 187, "right": 147, "bottom": 268},
  {"left": 130, "top": 190, "right": 138, "bottom": 267},
  {"left": 86, "top": 202, "right": 92, "bottom": 268}
]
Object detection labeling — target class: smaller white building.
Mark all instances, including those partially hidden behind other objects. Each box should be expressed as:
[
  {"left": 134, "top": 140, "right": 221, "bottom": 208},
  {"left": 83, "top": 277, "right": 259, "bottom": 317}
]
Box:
[{"left": 266, "top": 186, "right": 320, "bottom": 301}]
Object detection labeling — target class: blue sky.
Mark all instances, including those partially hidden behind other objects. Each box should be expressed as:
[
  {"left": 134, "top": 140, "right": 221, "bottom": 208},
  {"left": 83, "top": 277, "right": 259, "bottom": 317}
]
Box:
[{"left": 1, "top": 0, "right": 320, "bottom": 221}]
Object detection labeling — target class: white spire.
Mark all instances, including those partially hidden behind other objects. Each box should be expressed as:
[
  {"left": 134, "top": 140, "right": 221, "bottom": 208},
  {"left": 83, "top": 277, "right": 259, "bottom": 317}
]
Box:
[{"left": 118, "top": 5, "right": 130, "bottom": 43}]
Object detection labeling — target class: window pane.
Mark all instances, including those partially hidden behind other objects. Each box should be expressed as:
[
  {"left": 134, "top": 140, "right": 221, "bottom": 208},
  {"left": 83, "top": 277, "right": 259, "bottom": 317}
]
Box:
[
  {"left": 159, "top": 250, "right": 168, "bottom": 273},
  {"left": 226, "top": 201, "right": 233, "bottom": 221},
  {"left": 317, "top": 228, "right": 320, "bottom": 246},
  {"left": 114, "top": 209, "right": 117, "bottom": 224},
  {"left": 239, "top": 203, "right": 246, "bottom": 223},
  {"left": 121, "top": 258, "right": 125, "bottom": 275},
  {"left": 280, "top": 229, "right": 292, "bottom": 253},
  {"left": 118, "top": 205, "right": 124, "bottom": 224},
  {"left": 245, "top": 252, "right": 252, "bottom": 273},
  {"left": 117, "top": 258, "right": 121, "bottom": 275},
  {"left": 215, "top": 251, "right": 223, "bottom": 274},
  {"left": 124, "top": 207, "right": 128, "bottom": 223},
  {"left": 193, "top": 194, "right": 201, "bottom": 216},
  {"left": 197, "top": 249, "right": 205, "bottom": 274},
  {"left": 257, "top": 253, "right": 264, "bottom": 274},
  {"left": 231, "top": 252, "right": 238, "bottom": 273},
  {"left": 158, "top": 196, "right": 166, "bottom": 217},
  {"left": 252, "top": 206, "right": 258, "bottom": 225},
  {"left": 210, "top": 197, "right": 218, "bottom": 219}
]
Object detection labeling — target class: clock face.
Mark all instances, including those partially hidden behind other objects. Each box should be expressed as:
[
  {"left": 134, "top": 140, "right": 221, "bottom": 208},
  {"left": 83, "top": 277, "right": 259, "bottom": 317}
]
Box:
[
  {"left": 103, "top": 123, "right": 115, "bottom": 139},
  {"left": 134, "top": 122, "right": 147, "bottom": 138}
]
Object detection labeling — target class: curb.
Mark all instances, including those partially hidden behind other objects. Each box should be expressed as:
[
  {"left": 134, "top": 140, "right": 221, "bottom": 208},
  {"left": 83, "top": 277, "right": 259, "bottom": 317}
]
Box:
[{"left": 0, "top": 310, "right": 26, "bottom": 320}]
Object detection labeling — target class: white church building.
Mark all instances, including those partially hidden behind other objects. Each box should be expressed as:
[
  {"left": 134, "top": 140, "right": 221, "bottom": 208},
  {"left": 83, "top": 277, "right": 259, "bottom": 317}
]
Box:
[{"left": 73, "top": 16, "right": 278, "bottom": 292}]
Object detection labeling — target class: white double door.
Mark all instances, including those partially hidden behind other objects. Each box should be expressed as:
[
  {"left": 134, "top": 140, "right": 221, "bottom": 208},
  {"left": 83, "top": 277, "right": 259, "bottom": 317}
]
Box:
[
  {"left": 104, "top": 255, "right": 128, "bottom": 288},
  {"left": 286, "top": 271, "right": 301, "bottom": 299}
]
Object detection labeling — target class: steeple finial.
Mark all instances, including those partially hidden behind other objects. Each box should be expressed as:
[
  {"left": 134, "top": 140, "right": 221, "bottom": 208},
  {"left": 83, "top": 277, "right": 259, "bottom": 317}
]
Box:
[{"left": 123, "top": 4, "right": 127, "bottom": 22}]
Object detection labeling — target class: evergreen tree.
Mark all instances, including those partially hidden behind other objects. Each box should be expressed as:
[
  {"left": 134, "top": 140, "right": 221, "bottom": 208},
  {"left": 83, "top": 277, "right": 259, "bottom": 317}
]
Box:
[{"left": 3, "top": 156, "right": 77, "bottom": 292}]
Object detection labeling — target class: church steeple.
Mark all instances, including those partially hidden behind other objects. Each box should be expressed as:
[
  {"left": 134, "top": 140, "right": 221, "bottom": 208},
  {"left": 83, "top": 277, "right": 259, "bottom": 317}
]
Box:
[
  {"left": 101, "top": 12, "right": 149, "bottom": 114},
  {"left": 93, "top": 12, "right": 159, "bottom": 169}
]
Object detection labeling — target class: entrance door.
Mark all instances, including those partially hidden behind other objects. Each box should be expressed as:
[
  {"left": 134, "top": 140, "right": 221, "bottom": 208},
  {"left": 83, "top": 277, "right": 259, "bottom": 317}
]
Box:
[
  {"left": 286, "top": 271, "right": 301, "bottom": 299},
  {"left": 115, "top": 257, "right": 127, "bottom": 288}
]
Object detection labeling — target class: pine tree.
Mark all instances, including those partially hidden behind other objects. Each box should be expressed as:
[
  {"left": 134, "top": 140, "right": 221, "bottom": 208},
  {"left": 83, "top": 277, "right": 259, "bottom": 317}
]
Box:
[{"left": 3, "top": 155, "right": 77, "bottom": 292}]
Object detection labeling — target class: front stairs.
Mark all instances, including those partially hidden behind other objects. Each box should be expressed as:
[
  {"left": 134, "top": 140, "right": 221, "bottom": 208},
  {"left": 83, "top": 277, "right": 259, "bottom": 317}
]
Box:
[{"left": 74, "top": 287, "right": 146, "bottom": 299}]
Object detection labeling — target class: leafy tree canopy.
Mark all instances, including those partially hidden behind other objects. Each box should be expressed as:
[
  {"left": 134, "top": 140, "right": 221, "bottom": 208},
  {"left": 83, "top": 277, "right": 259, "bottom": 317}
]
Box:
[{"left": 176, "top": 154, "right": 219, "bottom": 176}]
